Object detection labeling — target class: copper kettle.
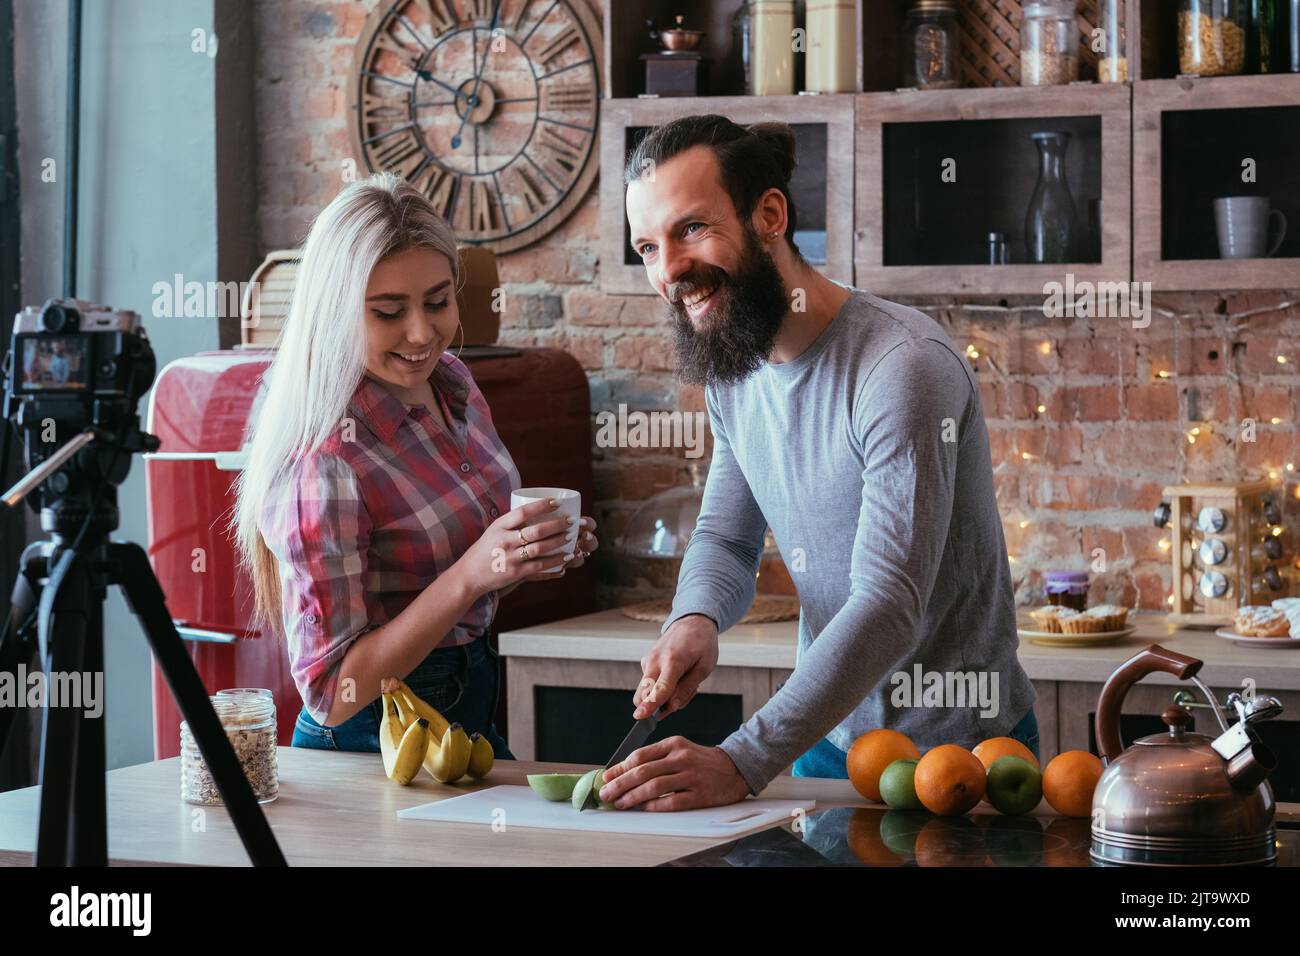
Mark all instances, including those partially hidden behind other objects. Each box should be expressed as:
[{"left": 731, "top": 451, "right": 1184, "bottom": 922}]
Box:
[{"left": 1090, "top": 644, "right": 1283, "bottom": 866}]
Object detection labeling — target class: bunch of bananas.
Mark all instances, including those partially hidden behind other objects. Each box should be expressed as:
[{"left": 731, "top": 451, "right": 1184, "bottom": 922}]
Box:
[{"left": 379, "top": 678, "right": 494, "bottom": 785}]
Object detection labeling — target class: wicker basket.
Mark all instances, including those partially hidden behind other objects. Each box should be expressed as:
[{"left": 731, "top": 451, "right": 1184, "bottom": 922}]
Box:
[
  {"left": 957, "top": 0, "right": 1103, "bottom": 87},
  {"left": 239, "top": 246, "right": 503, "bottom": 348}
]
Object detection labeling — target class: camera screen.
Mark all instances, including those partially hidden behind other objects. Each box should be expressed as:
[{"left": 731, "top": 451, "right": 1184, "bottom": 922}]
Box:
[{"left": 18, "top": 335, "right": 88, "bottom": 391}]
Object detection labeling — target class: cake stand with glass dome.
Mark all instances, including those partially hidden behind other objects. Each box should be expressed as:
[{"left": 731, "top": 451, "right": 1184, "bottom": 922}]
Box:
[{"left": 617, "top": 467, "right": 800, "bottom": 625}]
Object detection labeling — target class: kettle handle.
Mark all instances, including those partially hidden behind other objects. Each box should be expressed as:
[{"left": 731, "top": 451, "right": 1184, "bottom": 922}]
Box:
[{"left": 1095, "top": 644, "right": 1203, "bottom": 762}]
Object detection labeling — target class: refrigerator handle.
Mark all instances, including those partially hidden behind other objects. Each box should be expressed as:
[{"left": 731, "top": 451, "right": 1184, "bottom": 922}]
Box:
[
  {"left": 174, "top": 622, "right": 258, "bottom": 644},
  {"left": 144, "top": 450, "right": 249, "bottom": 471}
]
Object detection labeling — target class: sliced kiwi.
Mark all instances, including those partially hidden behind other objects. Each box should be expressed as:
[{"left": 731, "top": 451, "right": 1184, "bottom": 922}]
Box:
[{"left": 527, "top": 773, "right": 585, "bottom": 802}]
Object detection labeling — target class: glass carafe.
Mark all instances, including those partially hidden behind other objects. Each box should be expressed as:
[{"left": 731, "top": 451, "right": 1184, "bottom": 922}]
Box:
[{"left": 1024, "top": 131, "right": 1078, "bottom": 263}]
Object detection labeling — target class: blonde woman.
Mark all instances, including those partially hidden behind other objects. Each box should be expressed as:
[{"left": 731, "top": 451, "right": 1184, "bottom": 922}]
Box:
[{"left": 231, "top": 171, "right": 599, "bottom": 754}]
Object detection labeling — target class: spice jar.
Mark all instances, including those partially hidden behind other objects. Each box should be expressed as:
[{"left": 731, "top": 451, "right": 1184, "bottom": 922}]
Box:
[
  {"left": 1044, "top": 570, "right": 1090, "bottom": 611},
  {"left": 1098, "top": 0, "right": 1128, "bottom": 80},
  {"left": 1179, "top": 0, "right": 1247, "bottom": 75},
  {"left": 1020, "top": 1, "right": 1080, "bottom": 85},
  {"left": 181, "top": 692, "right": 278, "bottom": 805},
  {"left": 901, "top": 0, "right": 960, "bottom": 89}
]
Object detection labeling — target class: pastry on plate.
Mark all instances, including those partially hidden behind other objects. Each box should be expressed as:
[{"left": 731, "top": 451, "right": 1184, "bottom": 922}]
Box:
[
  {"left": 1059, "top": 607, "right": 1112, "bottom": 634},
  {"left": 1233, "top": 605, "right": 1291, "bottom": 638},
  {"left": 1029, "top": 605, "right": 1080, "bottom": 633},
  {"left": 1081, "top": 604, "right": 1129, "bottom": 631},
  {"left": 1272, "top": 598, "right": 1300, "bottom": 638}
]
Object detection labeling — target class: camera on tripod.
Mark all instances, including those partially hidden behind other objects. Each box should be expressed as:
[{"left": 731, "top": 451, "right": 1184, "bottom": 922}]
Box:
[
  {"left": 0, "top": 296, "right": 284, "bottom": 866},
  {"left": 3, "top": 297, "right": 158, "bottom": 532}
]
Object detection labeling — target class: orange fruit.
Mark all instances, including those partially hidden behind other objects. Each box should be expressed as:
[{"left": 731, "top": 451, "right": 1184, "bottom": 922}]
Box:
[
  {"left": 846, "top": 729, "right": 921, "bottom": 802},
  {"left": 972, "top": 736, "right": 1040, "bottom": 770},
  {"left": 1042, "top": 750, "right": 1103, "bottom": 818},
  {"left": 972, "top": 736, "right": 1040, "bottom": 806},
  {"left": 913, "top": 744, "right": 987, "bottom": 816}
]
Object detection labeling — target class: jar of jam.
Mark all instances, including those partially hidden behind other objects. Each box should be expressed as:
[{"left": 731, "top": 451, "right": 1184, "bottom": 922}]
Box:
[{"left": 1044, "top": 570, "right": 1089, "bottom": 611}]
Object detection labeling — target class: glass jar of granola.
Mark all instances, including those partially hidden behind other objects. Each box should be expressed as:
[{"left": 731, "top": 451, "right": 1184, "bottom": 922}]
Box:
[
  {"left": 1020, "top": 1, "right": 1080, "bottom": 85},
  {"left": 181, "top": 692, "right": 278, "bottom": 805},
  {"left": 1179, "top": 0, "right": 1247, "bottom": 75}
]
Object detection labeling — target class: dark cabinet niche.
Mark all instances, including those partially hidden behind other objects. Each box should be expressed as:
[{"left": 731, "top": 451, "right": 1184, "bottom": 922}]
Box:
[
  {"left": 1160, "top": 105, "right": 1300, "bottom": 261},
  {"left": 882, "top": 115, "right": 1103, "bottom": 267},
  {"left": 534, "top": 685, "right": 743, "bottom": 765}
]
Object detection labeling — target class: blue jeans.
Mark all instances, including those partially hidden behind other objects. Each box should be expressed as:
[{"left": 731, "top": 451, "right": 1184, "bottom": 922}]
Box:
[
  {"left": 791, "top": 708, "right": 1040, "bottom": 779},
  {"left": 291, "top": 634, "right": 514, "bottom": 758}
]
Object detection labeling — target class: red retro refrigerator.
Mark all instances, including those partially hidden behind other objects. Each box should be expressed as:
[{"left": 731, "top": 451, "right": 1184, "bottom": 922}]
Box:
[{"left": 145, "top": 346, "right": 595, "bottom": 759}]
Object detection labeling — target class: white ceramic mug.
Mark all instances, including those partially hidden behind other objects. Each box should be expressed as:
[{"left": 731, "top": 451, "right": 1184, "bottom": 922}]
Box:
[{"left": 509, "top": 487, "right": 581, "bottom": 573}]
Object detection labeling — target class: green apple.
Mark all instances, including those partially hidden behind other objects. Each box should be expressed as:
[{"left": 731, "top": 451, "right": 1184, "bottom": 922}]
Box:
[
  {"left": 878, "top": 758, "right": 923, "bottom": 810},
  {"left": 985, "top": 755, "right": 1042, "bottom": 816},
  {"left": 527, "top": 773, "right": 585, "bottom": 801}
]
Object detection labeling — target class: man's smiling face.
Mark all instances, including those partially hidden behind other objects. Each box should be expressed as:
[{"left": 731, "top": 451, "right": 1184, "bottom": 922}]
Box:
[{"left": 625, "top": 145, "right": 789, "bottom": 386}]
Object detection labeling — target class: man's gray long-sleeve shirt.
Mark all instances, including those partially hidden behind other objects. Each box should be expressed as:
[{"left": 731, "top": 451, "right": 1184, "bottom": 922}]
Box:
[{"left": 662, "top": 287, "right": 1036, "bottom": 795}]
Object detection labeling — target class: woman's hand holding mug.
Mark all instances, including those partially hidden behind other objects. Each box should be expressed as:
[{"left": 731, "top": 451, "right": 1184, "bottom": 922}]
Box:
[{"left": 456, "top": 498, "right": 574, "bottom": 598}]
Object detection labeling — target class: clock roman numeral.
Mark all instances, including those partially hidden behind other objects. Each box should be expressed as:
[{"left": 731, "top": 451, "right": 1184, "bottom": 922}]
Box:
[
  {"left": 509, "top": 165, "right": 547, "bottom": 216},
  {"left": 533, "top": 126, "right": 583, "bottom": 186},
  {"left": 373, "top": 27, "right": 423, "bottom": 66},
  {"left": 412, "top": 164, "right": 458, "bottom": 219},
  {"left": 412, "top": 0, "right": 456, "bottom": 35},
  {"left": 470, "top": 178, "right": 498, "bottom": 233},
  {"left": 369, "top": 126, "right": 424, "bottom": 176},
  {"left": 535, "top": 23, "right": 579, "bottom": 70},
  {"left": 465, "top": 0, "right": 493, "bottom": 19},
  {"left": 540, "top": 81, "right": 594, "bottom": 114},
  {"left": 508, "top": 0, "right": 535, "bottom": 33},
  {"left": 361, "top": 94, "right": 410, "bottom": 124}
]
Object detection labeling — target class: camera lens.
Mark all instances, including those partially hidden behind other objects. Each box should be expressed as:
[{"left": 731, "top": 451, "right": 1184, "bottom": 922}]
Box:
[{"left": 41, "top": 301, "right": 78, "bottom": 332}]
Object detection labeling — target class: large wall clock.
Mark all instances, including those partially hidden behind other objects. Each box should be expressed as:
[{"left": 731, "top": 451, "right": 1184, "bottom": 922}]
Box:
[{"left": 350, "top": 0, "right": 603, "bottom": 254}]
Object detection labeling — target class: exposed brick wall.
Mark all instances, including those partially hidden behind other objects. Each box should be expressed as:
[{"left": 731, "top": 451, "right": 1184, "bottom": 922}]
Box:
[{"left": 253, "top": 0, "right": 1299, "bottom": 614}]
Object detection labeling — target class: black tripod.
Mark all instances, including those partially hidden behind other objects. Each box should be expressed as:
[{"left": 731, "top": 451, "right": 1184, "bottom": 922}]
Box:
[{"left": 0, "top": 431, "right": 285, "bottom": 866}]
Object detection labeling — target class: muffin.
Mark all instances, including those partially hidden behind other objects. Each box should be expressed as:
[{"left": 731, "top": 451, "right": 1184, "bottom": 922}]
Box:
[
  {"left": 1234, "top": 605, "right": 1291, "bottom": 638},
  {"left": 1082, "top": 604, "right": 1129, "bottom": 631},
  {"left": 1059, "top": 607, "right": 1107, "bottom": 634},
  {"left": 1031, "top": 605, "right": 1081, "bottom": 633}
]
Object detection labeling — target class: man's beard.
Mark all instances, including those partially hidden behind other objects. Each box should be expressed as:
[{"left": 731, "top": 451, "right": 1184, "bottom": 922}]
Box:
[{"left": 667, "top": 228, "right": 788, "bottom": 387}]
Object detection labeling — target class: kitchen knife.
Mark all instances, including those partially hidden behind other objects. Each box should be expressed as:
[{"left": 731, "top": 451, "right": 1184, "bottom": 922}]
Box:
[{"left": 604, "top": 704, "right": 667, "bottom": 771}]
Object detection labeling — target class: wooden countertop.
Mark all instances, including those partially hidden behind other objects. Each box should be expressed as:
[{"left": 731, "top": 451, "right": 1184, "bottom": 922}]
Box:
[
  {"left": 0, "top": 750, "right": 866, "bottom": 866},
  {"left": 499, "top": 609, "right": 1300, "bottom": 689},
  {"left": 1, "top": 749, "right": 1293, "bottom": 865}
]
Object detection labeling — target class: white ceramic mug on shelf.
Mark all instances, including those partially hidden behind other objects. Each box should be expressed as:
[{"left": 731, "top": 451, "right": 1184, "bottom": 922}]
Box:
[{"left": 510, "top": 487, "right": 581, "bottom": 573}]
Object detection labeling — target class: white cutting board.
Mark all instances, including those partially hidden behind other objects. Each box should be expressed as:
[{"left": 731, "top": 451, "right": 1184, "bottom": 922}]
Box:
[{"left": 398, "top": 785, "right": 815, "bottom": 839}]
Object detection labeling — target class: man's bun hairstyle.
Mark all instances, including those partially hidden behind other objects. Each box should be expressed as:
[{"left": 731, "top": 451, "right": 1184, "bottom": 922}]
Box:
[{"left": 623, "top": 114, "right": 803, "bottom": 257}]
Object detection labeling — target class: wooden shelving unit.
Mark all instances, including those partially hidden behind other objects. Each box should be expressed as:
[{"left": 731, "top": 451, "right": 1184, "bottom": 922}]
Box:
[
  {"left": 855, "top": 83, "right": 1131, "bottom": 294},
  {"left": 594, "top": 0, "right": 1300, "bottom": 295},
  {"left": 1133, "top": 73, "right": 1300, "bottom": 291}
]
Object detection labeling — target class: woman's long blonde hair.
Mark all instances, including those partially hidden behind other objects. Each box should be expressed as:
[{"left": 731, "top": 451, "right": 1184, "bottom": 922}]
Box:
[{"left": 229, "top": 171, "right": 461, "bottom": 640}]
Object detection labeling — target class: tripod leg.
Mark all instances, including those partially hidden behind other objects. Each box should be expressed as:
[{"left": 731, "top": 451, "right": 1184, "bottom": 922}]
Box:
[
  {"left": 0, "top": 543, "right": 50, "bottom": 750},
  {"left": 70, "top": 597, "right": 106, "bottom": 864},
  {"left": 111, "top": 542, "right": 286, "bottom": 866},
  {"left": 33, "top": 547, "right": 105, "bottom": 865}
]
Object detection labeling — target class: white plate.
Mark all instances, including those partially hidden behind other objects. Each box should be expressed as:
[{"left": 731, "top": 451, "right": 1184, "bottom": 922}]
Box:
[
  {"left": 1214, "top": 627, "right": 1300, "bottom": 648},
  {"left": 1016, "top": 625, "right": 1136, "bottom": 647}
]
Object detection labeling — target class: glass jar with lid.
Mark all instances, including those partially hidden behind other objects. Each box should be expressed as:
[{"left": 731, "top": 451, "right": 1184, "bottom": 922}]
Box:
[
  {"left": 901, "top": 0, "right": 960, "bottom": 89},
  {"left": 1020, "top": 1, "right": 1080, "bottom": 85},
  {"left": 181, "top": 691, "right": 278, "bottom": 805},
  {"left": 1098, "top": 0, "right": 1128, "bottom": 81},
  {"left": 1179, "top": 0, "right": 1247, "bottom": 75}
]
